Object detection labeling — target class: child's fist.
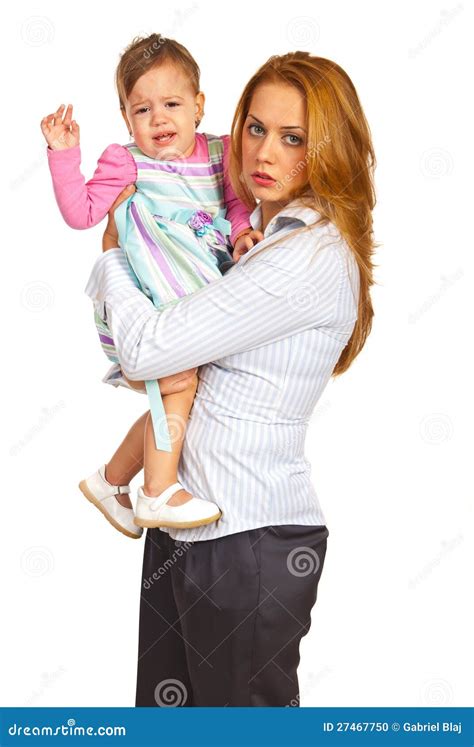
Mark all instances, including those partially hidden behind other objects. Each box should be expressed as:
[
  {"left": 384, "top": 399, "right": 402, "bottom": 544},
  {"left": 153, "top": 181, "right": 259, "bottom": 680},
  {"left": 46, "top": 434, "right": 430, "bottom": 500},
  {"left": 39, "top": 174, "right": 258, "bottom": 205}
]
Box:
[
  {"left": 233, "top": 229, "right": 264, "bottom": 262},
  {"left": 40, "top": 104, "right": 80, "bottom": 150}
]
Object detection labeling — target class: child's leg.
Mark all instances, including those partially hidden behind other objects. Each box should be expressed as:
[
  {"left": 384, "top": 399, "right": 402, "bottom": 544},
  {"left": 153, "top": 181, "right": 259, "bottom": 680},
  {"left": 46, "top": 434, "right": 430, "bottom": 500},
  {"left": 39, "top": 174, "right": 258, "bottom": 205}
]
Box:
[
  {"left": 143, "top": 373, "right": 199, "bottom": 506},
  {"left": 103, "top": 369, "right": 199, "bottom": 508},
  {"left": 104, "top": 411, "right": 148, "bottom": 508}
]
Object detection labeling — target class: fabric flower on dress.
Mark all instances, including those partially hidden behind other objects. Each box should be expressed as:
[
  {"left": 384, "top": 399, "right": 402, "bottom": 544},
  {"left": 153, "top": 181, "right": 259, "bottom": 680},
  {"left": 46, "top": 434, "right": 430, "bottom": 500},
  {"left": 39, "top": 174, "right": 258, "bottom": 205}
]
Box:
[{"left": 188, "top": 210, "right": 213, "bottom": 236}]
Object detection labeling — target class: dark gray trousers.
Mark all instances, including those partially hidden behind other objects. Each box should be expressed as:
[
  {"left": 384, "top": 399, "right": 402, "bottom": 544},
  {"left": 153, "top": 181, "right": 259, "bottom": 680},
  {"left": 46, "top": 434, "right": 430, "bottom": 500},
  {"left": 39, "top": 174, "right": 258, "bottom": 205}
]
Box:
[{"left": 135, "top": 523, "right": 329, "bottom": 707}]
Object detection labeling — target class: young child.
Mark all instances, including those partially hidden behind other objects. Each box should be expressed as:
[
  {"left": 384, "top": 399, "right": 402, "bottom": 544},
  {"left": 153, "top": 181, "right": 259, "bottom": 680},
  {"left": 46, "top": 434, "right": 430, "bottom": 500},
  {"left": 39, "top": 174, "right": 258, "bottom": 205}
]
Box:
[{"left": 41, "top": 34, "right": 262, "bottom": 538}]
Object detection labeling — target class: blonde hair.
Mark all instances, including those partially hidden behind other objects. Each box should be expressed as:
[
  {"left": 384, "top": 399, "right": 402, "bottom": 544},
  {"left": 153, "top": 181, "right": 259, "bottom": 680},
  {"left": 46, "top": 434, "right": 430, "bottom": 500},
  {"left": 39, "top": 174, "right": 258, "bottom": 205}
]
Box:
[{"left": 229, "top": 52, "right": 378, "bottom": 376}]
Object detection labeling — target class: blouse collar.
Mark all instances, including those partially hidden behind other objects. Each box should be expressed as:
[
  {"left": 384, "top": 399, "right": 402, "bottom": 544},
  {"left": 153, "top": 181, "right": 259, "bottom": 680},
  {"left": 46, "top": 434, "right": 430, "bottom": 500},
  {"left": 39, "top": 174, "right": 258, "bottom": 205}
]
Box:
[{"left": 249, "top": 199, "right": 320, "bottom": 239}]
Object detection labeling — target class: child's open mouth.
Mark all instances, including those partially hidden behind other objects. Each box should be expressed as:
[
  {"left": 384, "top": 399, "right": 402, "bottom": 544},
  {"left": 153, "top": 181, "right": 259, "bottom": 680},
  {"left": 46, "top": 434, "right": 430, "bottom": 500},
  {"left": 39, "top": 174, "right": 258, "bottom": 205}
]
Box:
[{"left": 153, "top": 132, "right": 176, "bottom": 145}]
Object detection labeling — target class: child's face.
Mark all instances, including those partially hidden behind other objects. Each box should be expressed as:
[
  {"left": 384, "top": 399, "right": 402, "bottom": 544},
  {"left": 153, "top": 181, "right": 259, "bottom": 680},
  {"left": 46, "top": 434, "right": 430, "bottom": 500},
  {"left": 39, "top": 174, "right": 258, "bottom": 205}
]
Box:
[
  {"left": 241, "top": 81, "right": 308, "bottom": 206},
  {"left": 122, "top": 62, "right": 205, "bottom": 160}
]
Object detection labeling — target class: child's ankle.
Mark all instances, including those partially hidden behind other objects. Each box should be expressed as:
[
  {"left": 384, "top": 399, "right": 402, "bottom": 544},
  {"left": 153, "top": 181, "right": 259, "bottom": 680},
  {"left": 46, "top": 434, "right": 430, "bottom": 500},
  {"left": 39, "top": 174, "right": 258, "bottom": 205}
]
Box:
[
  {"left": 104, "top": 464, "right": 129, "bottom": 487},
  {"left": 143, "top": 478, "right": 178, "bottom": 497}
]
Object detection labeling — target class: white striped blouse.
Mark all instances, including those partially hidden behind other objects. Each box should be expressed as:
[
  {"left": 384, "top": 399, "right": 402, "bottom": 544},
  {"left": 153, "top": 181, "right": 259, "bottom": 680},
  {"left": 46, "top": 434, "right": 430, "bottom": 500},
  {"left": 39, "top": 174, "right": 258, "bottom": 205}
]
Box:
[{"left": 84, "top": 201, "right": 360, "bottom": 542}]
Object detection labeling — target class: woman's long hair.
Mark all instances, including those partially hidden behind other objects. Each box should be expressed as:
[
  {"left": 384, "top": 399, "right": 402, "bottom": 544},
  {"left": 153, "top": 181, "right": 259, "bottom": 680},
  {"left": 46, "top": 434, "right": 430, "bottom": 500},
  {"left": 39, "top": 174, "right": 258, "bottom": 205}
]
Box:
[{"left": 229, "top": 52, "right": 378, "bottom": 376}]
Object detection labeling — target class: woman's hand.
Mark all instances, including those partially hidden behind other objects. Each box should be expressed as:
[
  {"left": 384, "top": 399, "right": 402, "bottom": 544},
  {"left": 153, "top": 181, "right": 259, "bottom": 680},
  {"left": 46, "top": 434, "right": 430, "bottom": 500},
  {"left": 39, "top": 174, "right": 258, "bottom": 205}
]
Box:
[
  {"left": 123, "top": 368, "right": 198, "bottom": 395},
  {"left": 102, "top": 184, "right": 136, "bottom": 252},
  {"left": 40, "top": 104, "right": 80, "bottom": 150}
]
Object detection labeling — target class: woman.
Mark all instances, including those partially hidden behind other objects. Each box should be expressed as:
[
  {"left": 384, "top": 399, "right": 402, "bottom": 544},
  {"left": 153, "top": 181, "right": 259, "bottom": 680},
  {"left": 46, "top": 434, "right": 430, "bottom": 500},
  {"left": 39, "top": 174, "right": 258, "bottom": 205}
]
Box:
[{"left": 85, "top": 51, "right": 376, "bottom": 706}]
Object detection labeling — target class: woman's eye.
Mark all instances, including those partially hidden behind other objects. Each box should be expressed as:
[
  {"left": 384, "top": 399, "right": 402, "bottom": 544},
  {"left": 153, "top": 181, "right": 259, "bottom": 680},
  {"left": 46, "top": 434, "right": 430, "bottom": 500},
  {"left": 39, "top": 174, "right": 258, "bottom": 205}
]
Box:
[
  {"left": 248, "top": 124, "right": 265, "bottom": 136},
  {"left": 284, "top": 134, "right": 303, "bottom": 146}
]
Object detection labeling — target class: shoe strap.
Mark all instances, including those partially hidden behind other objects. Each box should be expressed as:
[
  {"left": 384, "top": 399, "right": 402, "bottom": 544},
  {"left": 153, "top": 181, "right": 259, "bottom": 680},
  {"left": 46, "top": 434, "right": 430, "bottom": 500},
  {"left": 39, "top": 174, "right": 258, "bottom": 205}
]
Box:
[
  {"left": 104, "top": 483, "right": 130, "bottom": 496},
  {"left": 101, "top": 465, "right": 130, "bottom": 495},
  {"left": 150, "top": 482, "right": 184, "bottom": 511}
]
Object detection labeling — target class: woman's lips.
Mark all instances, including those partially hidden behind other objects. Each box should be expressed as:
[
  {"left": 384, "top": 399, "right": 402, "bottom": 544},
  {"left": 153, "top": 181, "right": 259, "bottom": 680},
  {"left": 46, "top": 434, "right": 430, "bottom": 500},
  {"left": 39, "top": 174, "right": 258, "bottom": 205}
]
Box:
[{"left": 251, "top": 172, "right": 276, "bottom": 187}]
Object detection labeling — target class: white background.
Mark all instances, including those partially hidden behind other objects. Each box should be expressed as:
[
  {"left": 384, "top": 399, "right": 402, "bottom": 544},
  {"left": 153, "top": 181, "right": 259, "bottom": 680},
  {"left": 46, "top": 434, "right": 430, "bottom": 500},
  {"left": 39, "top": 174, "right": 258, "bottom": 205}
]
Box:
[{"left": 1, "top": 0, "right": 472, "bottom": 707}]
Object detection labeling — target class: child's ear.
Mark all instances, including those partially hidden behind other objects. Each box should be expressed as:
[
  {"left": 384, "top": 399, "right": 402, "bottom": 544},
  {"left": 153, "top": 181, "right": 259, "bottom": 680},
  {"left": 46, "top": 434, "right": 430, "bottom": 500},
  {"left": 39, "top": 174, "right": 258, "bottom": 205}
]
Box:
[
  {"left": 121, "top": 108, "right": 132, "bottom": 136},
  {"left": 195, "top": 91, "right": 205, "bottom": 128}
]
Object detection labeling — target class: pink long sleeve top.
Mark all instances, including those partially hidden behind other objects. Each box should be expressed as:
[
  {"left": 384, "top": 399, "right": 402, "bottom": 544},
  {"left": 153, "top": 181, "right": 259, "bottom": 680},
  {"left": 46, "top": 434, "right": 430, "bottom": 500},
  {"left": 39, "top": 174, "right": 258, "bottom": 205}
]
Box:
[{"left": 46, "top": 133, "right": 251, "bottom": 246}]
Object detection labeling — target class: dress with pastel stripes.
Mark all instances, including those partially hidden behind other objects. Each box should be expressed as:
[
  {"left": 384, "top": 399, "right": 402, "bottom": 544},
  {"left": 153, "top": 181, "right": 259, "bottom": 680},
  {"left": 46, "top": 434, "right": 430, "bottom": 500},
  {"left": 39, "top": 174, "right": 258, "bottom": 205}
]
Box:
[{"left": 94, "top": 134, "right": 235, "bottom": 452}]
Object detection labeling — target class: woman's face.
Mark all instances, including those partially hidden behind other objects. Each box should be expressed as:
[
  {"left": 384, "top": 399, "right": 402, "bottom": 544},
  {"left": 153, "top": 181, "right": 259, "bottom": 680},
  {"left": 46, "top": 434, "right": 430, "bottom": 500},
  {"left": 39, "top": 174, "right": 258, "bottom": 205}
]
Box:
[{"left": 241, "top": 81, "right": 308, "bottom": 207}]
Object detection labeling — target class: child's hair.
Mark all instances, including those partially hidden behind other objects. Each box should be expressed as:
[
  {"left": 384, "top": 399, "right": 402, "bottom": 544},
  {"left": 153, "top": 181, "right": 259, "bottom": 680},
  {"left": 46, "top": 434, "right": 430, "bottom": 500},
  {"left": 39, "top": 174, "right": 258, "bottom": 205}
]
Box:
[
  {"left": 116, "top": 33, "right": 201, "bottom": 122},
  {"left": 229, "top": 51, "right": 378, "bottom": 377}
]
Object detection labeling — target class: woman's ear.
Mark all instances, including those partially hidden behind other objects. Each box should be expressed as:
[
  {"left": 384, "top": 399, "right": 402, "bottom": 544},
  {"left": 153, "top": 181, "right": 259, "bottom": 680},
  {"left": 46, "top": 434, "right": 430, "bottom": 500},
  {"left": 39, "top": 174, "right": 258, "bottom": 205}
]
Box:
[
  {"left": 121, "top": 107, "right": 133, "bottom": 137},
  {"left": 195, "top": 91, "right": 205, "bottom": 128}
]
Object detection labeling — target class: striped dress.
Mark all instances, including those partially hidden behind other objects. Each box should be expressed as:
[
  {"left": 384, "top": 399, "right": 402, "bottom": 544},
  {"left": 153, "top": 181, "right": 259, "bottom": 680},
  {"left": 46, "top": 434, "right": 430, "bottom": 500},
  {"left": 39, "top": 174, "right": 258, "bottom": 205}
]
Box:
[{"left": 95, "top": 135, "right": 236, "bottom": 452}]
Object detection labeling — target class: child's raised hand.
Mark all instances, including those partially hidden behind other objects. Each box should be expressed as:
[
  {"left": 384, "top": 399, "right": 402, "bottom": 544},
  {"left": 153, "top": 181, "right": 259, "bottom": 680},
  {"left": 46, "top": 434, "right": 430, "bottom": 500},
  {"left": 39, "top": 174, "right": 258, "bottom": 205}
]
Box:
[{"left": 40, "top": 104, "right": 80, "bottom": 150}]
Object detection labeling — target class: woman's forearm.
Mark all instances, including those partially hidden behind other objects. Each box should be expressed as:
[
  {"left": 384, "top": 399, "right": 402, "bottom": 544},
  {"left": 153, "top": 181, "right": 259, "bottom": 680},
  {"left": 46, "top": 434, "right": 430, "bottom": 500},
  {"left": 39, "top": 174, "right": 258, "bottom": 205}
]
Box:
[{"left": 84, "top": 236, "right": 352, "bottom": 382}]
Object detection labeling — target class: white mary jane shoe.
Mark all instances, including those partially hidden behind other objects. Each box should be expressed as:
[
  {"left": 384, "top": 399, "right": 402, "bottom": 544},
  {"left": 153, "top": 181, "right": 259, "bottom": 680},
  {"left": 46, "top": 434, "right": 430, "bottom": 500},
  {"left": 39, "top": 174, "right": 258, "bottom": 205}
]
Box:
[
  {"left": 134, "top": 482, "right": 222, "bottom": 529},
  {"left": 79, "top": 465, "right": 143, "bottom": 539}
]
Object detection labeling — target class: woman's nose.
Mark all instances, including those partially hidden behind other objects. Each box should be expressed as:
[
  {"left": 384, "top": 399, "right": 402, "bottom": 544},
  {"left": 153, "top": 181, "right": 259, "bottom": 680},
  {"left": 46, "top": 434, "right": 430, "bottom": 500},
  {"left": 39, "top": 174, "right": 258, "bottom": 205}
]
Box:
[{"left": 255, "top": 134, "right": 276, "bottom": 164}]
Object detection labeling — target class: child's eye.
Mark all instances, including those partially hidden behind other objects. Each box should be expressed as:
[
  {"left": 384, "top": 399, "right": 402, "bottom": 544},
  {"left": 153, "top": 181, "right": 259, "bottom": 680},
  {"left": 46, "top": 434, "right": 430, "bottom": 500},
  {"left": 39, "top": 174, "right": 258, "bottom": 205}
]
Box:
[
  {"left": 248, "top": 124, "right": 265, "bottom": 136},
  {"left": 165, "top": 102, "right": 180, "bottom": 108},
  {"left": 135, "top": 107, "right": 150, "bottom": 115},
  {"left": 283, "top": 133, "right": 303, "bottom": 146}
]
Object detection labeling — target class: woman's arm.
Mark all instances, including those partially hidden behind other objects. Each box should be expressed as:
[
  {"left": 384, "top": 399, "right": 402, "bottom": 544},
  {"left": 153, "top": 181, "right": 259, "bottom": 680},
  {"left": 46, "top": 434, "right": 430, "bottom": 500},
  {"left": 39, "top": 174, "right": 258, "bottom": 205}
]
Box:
[{"left": 85, "top": 229, "right": 354, "bottom": 381}]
